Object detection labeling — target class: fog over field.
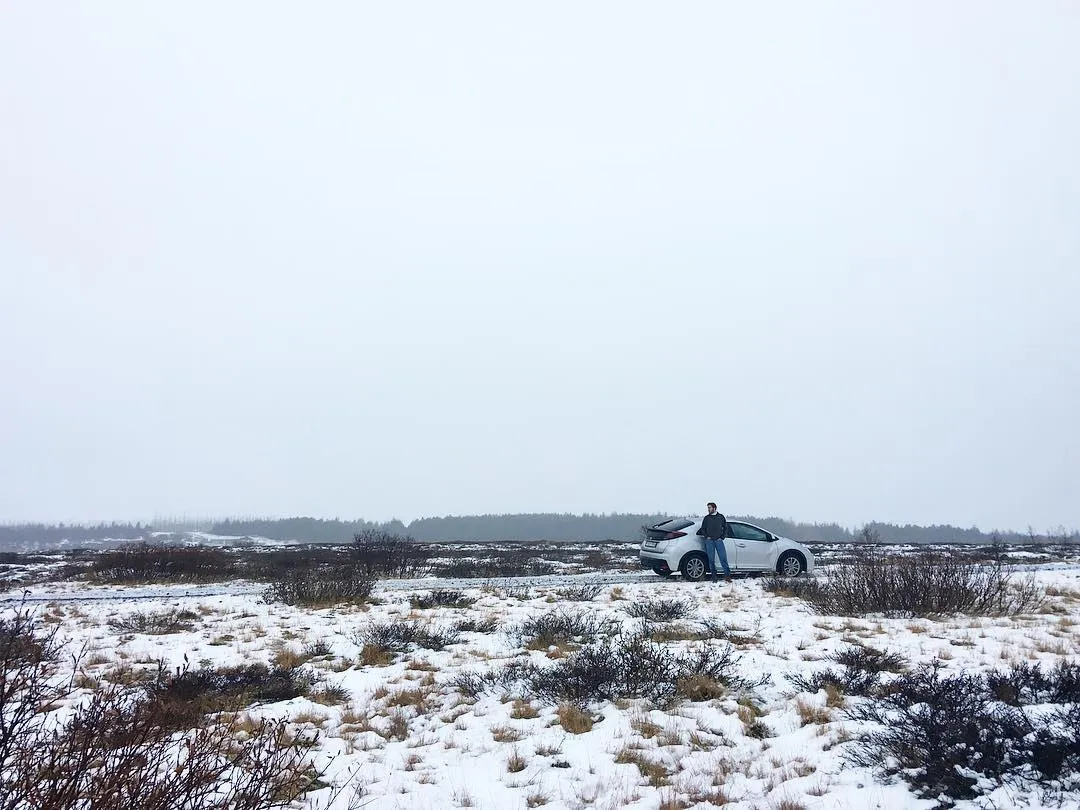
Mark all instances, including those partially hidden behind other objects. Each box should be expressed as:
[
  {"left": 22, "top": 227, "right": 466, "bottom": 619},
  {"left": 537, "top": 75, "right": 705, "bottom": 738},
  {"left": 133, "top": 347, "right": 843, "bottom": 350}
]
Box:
[{"left": 2, "top": 3, "right": 1078, "bottom": 532}]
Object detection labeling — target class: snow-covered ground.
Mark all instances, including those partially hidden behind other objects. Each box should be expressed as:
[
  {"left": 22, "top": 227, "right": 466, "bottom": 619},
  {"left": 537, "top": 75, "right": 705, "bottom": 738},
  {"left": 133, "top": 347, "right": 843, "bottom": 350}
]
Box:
[{"left": 3, "top": 567, "right": 1079, "bottom": 810}]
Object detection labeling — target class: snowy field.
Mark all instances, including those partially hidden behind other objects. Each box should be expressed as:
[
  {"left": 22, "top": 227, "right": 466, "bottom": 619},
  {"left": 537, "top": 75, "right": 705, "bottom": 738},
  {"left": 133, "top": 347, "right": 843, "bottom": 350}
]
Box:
[{"left": 3, "top": 559, "right": 1080, "bottom": 810}]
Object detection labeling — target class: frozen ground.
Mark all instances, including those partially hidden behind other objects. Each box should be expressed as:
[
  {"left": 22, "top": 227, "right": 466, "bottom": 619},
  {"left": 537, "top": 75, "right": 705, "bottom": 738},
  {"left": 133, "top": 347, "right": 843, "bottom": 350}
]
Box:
[{"left": 3, "top": 566, "right": 1080, "bottom": 810}]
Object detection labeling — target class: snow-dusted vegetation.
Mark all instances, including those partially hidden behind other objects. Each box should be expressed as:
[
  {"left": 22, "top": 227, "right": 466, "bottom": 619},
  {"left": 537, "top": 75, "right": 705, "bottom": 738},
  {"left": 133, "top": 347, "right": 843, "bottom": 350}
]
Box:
[{"left": 3, "top": 543, "right": 1079, "bottom": 810}]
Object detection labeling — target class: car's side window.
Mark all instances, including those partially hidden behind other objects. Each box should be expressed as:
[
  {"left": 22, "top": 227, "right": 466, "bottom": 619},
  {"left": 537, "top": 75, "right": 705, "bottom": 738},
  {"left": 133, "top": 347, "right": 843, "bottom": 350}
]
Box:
[{"left": 729, "top": 523, "right": 769, "bottom": 542}]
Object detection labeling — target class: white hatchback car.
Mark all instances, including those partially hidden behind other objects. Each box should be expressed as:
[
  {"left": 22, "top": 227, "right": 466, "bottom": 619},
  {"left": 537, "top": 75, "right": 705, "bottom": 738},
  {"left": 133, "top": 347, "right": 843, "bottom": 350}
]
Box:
[{"left": 639, "top": 517, "right": 815, "bottom": 580}]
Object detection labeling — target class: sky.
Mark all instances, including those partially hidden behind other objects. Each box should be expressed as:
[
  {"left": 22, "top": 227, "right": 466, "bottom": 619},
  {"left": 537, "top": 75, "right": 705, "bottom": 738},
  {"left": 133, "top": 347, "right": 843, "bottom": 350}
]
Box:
[{"left": 1, "top": 2, "right": 1078, "bottom": 532}]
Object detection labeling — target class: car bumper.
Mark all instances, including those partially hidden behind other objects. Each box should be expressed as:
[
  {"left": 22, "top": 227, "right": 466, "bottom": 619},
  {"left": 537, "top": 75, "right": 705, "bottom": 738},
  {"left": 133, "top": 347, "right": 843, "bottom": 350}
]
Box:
[{"left": 639, "top": 552, "right": 670, "bottom": 572}]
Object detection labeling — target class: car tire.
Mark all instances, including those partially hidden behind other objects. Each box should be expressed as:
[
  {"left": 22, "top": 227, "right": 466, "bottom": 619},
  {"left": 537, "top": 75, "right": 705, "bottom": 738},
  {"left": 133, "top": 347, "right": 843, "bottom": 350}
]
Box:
[
  {"left": 652, "top": 568, "right": 673, "bottom": 577},
  {"left": 679, "top": 553, "right": 707, "bottom": 582},
  {"left": 777, "top": 552, "right": 805, "bottom": 577}
]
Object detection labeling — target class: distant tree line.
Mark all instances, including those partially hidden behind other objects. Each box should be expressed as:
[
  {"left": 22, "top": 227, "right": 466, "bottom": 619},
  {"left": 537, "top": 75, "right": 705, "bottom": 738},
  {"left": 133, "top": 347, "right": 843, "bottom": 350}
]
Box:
[
  {"left": 0, "top": 522, "right": 147, "bottom": 552},
  {"left": 212, "top": 513, "right": 1070, "bottom": 545},
  {"left": 209, "top": 517, "right": 402, "bottom": 544},
  {"left": 1, "top": 514, "right": 1075, "bottom": 552}
]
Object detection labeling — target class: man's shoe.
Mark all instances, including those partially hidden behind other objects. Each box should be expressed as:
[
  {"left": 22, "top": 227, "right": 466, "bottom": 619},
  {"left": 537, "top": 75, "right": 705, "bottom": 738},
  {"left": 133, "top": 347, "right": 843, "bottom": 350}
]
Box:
[{"left": 723, "top": 574, "right": 732, "bottom": 582}]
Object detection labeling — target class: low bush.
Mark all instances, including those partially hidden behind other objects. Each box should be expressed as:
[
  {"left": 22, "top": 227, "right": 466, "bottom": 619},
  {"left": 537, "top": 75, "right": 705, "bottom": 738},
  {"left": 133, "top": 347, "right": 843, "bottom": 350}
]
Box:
[
  {"left": 554, "top": 584, "right": 604, "bottom": 602},
  {"left": 434, "top": 555, "right": 558, "bottom": 579},
  {"left": 264, "top": 568, "right": 375, "bottom": 607},
  {"left": 760, "top": 574, "right": 823, "bottom": 599},
  {"left": 985, "top": 659, "right": 1080, "bottom": 706},
  {"left": 356, "top": 621, "right": 461, "bottom": 655},
  {"left": 108, "top": 608, "right": 200, "bottom": 635},
  {"left": 352, "top": 529, "right": 433, "bottom": 578},
  {"left": 85, "top": 543, "right": 236, "bottom": 583},
  {"left": 784, "top": 549, "right": 1044, "bottom": 617},
  {"left": 1, "top": 607, "right": 327, "bottom": 810},
  {"left": 788, "top": 645, "right": 908, "bottom": 697},
  {"left": 410, "top": 589, "right": 477, "bottom": 609},
  {"left": 846, "top": 661, "right": 1080, "bottom": 804},
  {"left": 452, "top": 632, "right": 765, "bottom": 707},
  {"left": 147, "top": 662, "right": 316, "bottom": 727},
  {"left": 302, "top": 639, "right": 333, "bottom": 658},
  {"left": 511, "top": 610, "right": 620, "bottom": 650},
  {"left": 453, "top": 616, "right": 499, "bottom": 634},
  {"left": 624, "top": 598, "right": 694, "bottom": 622}
]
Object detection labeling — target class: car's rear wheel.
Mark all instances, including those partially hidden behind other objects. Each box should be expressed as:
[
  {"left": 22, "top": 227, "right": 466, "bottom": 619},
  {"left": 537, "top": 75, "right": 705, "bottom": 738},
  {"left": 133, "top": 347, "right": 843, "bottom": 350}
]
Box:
[
  {"left": 778, "top": 552, "right": 805, "bottom": 577},
  {"left": 652, "top": 567, "right": 673, "bottom": 577},
  {"left": 679, "top": 553, "right": 707, "bottom": 582}
]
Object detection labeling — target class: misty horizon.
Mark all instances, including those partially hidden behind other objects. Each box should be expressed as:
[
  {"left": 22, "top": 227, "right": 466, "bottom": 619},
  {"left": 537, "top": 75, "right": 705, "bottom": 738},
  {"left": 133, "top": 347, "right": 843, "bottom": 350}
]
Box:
[{"left": 1, "top": 509, "right": 1073, "bottom": 538}]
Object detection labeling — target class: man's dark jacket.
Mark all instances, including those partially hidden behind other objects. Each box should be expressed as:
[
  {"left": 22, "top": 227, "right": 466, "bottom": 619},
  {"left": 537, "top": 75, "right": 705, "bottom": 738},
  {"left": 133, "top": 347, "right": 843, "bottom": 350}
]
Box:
[{"left": 697, "top": 513, "right": 728, "bottom": 540}]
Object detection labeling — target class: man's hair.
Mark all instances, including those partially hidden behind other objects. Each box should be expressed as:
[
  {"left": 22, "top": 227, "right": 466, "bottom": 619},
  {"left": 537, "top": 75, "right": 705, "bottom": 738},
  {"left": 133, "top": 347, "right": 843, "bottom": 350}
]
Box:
[{"left": 707, "top": 502, "right": 717, "bottom": 510}]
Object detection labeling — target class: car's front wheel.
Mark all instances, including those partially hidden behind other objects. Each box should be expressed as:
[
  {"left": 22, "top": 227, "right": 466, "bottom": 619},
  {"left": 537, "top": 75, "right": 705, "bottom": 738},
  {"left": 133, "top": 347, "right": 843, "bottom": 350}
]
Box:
[
  {"left": 679, "top": 553, "right": 707, "bottom": 582},
  {"left": 777, "top": 552, "right": 805, "bottom": 577}
]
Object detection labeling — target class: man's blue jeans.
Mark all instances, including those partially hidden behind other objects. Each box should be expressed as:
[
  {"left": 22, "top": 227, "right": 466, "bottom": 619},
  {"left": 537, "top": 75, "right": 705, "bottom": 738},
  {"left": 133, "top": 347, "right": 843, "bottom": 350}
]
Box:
[{"left": 704, "top": 538, "right": 731, "bottom": 576}]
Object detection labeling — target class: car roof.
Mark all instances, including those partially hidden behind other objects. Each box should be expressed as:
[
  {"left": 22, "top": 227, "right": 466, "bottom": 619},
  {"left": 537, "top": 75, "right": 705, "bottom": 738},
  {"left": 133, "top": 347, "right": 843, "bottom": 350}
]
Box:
[{"left": 669, "top": 517, "right": 759, "bottom": 529}]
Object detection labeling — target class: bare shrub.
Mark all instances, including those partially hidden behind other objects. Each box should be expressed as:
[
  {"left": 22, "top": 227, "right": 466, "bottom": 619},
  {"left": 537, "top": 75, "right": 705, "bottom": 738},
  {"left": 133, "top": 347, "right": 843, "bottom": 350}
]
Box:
[
  {"left": 264, "top": 568, "right": 375, "bottom": 607},
  {"left": 434, "top": 547, "right": 558, "bottom": 579},
  {"left": 847, "top": 661, "right": 1080, "bottom": 803},
  {"left": 0, "top": 607, "right": 326, "bottom": 810},
  {"left": 108, "top": 608, "right": 200, "bottom": 635},
  {"left": 554, "top": 584, "right": 604, "bottom": 602},
  {"left": 86, "top": 543, "right": 236, "bottom": 583},
  {"left": 309, "top": 683, "right": 351, "bottom": 705},
  {"left": 452, "top": 616, "right": 499, "bottom": 634},
  {"left": 985, "top": 660, "right": 1080, "bottom": 705},
  {"left": 302, "top": 639, "right": 333, "bottom": 658},
  {"left": 512, "top": 610, "right": 619, "bottom": 650},
  {"left": 829, "top": 645, "right": 907, "bottom": 674},
  {"left": 409, "top": 589, "right": 477, "bottom": 609},
  {"left": 144, "top": 662, "right": 315, "bottom": 730},
  {"left": 760, "top": 574, "right": 823, "bottom": 599},
  {"left": 448, "top": 670, "right": 498, "bottom": 700},
  {"left": 352, "top": 529, "right": 433, "bottom": 578},
  {"left": 356, "top": 621, "right": 461, "bottom": 654},
  {"left": 793, "top": 549, "right": 1044, "bottom": 617},
  {"left": 788, "top": 646, "right": 907, "bottom": 698},
  {"left": 624, "top": 598, "right": 694, "bottom": 622},
  {"left": 460, "top": 632, "right": 766, "bottom": 707}
]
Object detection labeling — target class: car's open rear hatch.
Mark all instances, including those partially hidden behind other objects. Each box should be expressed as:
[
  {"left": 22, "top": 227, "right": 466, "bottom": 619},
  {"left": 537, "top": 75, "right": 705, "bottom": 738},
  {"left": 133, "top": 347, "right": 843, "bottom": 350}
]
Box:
[{"left": 644, "top": 518, "right": 694, "bottom": 541}]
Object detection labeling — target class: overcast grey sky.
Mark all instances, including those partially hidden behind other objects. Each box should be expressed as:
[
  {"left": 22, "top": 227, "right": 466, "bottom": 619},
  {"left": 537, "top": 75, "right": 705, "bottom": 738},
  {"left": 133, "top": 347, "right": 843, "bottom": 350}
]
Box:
[{"left": 1, "top": 2, "right": 1077, "bottom": 531}]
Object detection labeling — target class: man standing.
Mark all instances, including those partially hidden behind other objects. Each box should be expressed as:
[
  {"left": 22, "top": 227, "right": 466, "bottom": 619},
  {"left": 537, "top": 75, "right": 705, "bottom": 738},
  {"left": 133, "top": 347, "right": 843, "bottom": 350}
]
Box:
[{"left": 696, "top": 502, "right": 731, "bottom": 582}]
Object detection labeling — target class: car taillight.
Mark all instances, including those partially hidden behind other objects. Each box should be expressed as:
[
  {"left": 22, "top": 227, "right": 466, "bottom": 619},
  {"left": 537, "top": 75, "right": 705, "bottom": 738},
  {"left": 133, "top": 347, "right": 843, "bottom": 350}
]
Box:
[{"left": 664, "top": 531, "right": 686, "bottom": 540}]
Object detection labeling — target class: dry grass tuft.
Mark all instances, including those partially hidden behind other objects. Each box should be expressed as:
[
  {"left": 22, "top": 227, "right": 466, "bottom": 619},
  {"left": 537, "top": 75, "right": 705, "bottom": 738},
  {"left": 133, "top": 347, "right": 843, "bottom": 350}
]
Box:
[
  {"left": 556, "top": 703, "right": 594, "bottom": 734},
  {"left": 657, "top": 789, "right": 692, "bottom": 809},
  {"left": 510, "top": 699, "right": 540, "bottom": 719},
  {"left": 795, "top": 698, "right": 832, "bottom": 726},
  {"left": 272, "top": 646, "right": 306, "bottom": 670},
  {"left": 629, "top": 713, "right": 663, "bottom": 739},
  {"left": 677, "top": 674, "right": 727, "bottom": 702},
  {"left": 386, "top": 687, "right": 430, "bottom": 711},
  {"left": 506, "top": 747, "right": 527, "bottom": 773},
  {"left": 491, "top": 724, "right": 526, "bottom": 743},
  {"left": 824, "top": 683, "right": 846, "bottom": 708},
  {"left": 614, "top": 745, "right": 672, "bottom": 787},
  {"left": 526, "top": 789, "right": 550, "bottom": 807},
  {"left": 360, "top": 644, "right": 394, "bottom": 667}
]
